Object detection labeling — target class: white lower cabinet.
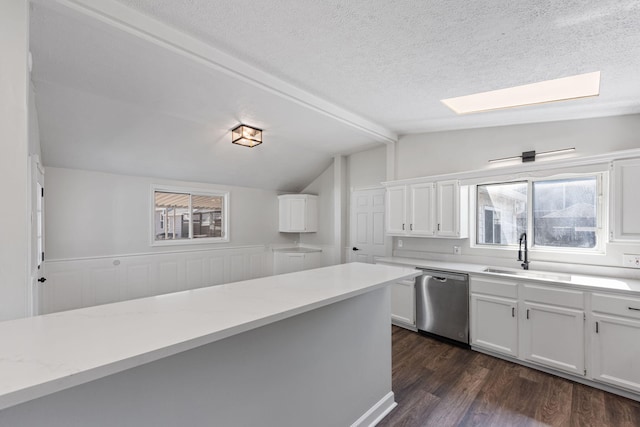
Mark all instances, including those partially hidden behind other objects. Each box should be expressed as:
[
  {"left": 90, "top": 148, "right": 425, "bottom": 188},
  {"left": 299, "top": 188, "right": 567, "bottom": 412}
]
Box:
[
  {"left": 273, "top": 251, "right": 321, "bottom": 275},
  {"left": 470, "top": 277, "right": 519, "bottom": 357},
  {"left": 391, "top": 278, "right": 416, "bottom": 329},
  {"left": 590, "top": 293, "right": 640, "bottom": 393},
  {"left": 471, "top": 294, "right": 518, "bottom": 357},
  {"left": 521, "top": 302, "right": 585, "bottom": 375}
]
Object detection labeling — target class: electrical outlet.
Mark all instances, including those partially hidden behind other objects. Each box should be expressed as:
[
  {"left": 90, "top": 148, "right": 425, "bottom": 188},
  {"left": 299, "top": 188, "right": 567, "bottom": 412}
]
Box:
[
  {"left": 623, "top": 254, "right": 640, "bottom": 268},
  {"left": 398, "top": 239, "right": 403, "bottom": 248},
  {"left": 453, "top": 246, "right": 461, "bottom": 255}
]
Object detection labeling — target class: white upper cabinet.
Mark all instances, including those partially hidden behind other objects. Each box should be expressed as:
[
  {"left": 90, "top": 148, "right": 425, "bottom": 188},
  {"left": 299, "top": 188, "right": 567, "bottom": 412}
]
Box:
[
  {"left": 385, "top": 180, "right": 468, "bottom": 238},
  {"left": 410, "top": 183, "right": 436, "bottom": 236},
  {"left": 278, "top": 194, "right": 317, "bottom": 233},
  {"left": 611, "top": 158, "right": 640, "bottom": 241},
  {"left": 386, "top": 186, "right": 407, "bottom": 234}
]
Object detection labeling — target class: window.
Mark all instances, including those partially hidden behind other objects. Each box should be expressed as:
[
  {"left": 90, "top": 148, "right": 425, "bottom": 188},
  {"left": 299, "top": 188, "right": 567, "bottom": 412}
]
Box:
[
  {"left": 533, "top": 177, "right": 597, "bottom": 248},
  {"left": 152, "top": 187, "right": 229, "bottom": 245},
  {"left": 477, "top": 182, "right": 527, "bottom": 245},
  {"left": 475, "top": 175, "right": 601, "bottom": 250}
]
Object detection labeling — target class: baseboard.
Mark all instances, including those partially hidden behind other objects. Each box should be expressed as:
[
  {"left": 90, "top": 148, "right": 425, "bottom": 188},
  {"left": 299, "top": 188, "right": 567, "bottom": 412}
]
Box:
[{"left": 351, "top": 391, "right": 397, "bottom": 427}]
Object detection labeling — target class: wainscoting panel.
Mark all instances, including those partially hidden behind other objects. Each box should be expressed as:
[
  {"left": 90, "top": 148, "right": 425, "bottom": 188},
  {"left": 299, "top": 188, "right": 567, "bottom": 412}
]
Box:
[{"left": 41, "top": 246, "right": 271, "bottom": 315}]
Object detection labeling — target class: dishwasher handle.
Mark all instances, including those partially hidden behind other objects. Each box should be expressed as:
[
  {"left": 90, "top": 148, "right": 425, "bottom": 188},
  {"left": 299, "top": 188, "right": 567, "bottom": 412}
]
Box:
[{"left": 432, "top": 277, "right": 448, "bottom": 282}]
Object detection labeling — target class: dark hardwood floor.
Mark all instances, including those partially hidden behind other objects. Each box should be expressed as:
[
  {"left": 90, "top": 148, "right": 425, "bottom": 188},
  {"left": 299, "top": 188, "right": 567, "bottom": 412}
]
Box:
[{"left": 378, "top": 326, "right": 640, "bottom": 427}]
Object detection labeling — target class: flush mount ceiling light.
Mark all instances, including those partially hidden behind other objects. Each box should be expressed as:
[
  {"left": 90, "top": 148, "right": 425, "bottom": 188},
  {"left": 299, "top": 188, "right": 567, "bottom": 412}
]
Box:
[
  {"left": 442, "top": 71, "right": 601, "bottom": 114},
  {"left": 232, "top": 124, "right": 263, "bottom": 148}
]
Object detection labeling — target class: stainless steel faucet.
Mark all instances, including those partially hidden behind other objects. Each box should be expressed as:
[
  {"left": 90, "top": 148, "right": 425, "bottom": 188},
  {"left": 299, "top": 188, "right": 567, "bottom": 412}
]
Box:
[{"left": 518, "top": 232, "right": 529, "bottom": 270}]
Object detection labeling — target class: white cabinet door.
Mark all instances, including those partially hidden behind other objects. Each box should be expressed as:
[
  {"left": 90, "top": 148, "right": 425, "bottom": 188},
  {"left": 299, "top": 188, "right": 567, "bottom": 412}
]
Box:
[
  {"left": 391, "top": 279, "right": 416, "bottom": 328},
  {"left": 278, "top": 195, "right": 317, "bottom": 232},
  {"left": 471, "top": 294, "right": 518, "bottom": 357},
  {"left": 611, "top": 158, "right": 640, "bottom": 241},
  {"left": 591, "top": 313, "right": 640, "bottom": 393},
  {"left": 288, "top": 198, "right": 307, "bottom": 232},
  {"left": 521, "top": 302, "right": 585, "bottom": 375},
  {"left": 386, "top": 186, "right": 407, "bottom": 235},
  {"left": 409, "top": 183, "right": 435, "bottom": 236},
  {"left": 439, "top": 180, "right": 468, "bottom": 238}
]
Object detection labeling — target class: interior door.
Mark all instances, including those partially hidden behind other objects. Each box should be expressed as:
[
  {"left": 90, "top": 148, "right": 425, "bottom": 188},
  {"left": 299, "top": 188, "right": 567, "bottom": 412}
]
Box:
[
  {"left": 350, "top": 188, "right": 387, "bottom": 263},
  {"left": 29, "top": 155, "right": 45, "bottom": 316}
]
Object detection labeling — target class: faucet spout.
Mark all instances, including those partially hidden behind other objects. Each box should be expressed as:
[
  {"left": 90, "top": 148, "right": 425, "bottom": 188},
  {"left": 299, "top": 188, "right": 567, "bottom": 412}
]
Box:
[{"left": 518, "top": 232, "right": 529, "bottom": 270}]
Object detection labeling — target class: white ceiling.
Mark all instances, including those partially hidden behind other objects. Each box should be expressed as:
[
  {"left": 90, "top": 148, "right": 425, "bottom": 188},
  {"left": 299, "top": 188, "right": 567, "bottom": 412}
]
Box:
[{"left": 29, "top": 0, "right": 640, "bottom": 191}]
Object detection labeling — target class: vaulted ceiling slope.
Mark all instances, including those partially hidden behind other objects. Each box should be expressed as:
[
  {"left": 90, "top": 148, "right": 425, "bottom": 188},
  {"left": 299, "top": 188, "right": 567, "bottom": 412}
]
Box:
[{"left": 30, "top": 1, "right": 640, "bottom": 192}]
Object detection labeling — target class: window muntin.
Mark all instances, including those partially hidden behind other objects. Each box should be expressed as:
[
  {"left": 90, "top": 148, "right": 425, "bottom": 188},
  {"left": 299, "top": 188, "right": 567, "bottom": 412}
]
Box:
[
  {"left": 533, "top": 177, "right": 597, "bottom": 249},
  {"left": 476, "top": 182, "right": 527, "bottom": 246},
  {"left": 153, "top": 188, "right": 228, "bottom": 244},
  {"left": 475, "top": 175, "right": 601, "bottom": 251}
]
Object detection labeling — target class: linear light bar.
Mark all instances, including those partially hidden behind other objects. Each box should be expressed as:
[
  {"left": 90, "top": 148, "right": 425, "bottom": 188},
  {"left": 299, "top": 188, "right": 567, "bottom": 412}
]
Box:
[
  {"left": 442, "top": 72, "right": 600, "bottom": 114},
  {"left": 488, "top": 147, "right": 576, "bottom": 164}
]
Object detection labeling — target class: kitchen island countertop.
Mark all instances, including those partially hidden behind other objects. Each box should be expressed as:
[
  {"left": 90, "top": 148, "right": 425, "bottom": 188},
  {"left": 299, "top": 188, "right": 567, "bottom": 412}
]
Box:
[{"left": 0, "top": 262, "right": 419, "bottom": 411}]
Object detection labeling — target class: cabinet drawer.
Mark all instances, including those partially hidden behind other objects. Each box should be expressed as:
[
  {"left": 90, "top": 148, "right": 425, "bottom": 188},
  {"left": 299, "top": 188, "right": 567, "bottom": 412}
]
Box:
[
  {"left": 522, "top": 284, "right": 584, "bottom": 309},
  {"left": 592, "top": 293, "right": 640, "bottom": 319},
  {"left": 470, "top": 277, "right": 518, "bottom": 298}
]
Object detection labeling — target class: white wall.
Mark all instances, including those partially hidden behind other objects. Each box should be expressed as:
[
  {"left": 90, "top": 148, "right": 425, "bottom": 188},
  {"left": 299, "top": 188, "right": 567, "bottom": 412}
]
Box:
[
  {"left": 299, "top": 163, "right": 335, "bottom": 264},
  {"left": 397, "top": 114, "right": 640, "bottom": 180},
  {"left": 348, "top": 145, "right": 386, "bottom": 189},
  {"left": 46, "top": 167, "right": 294, "bottom": 260},
  {"left": 392, "top": 114, "right": 640, "bottom": 272},
  {"left": 0, "top": 1, "right": 30, "bottom": 321}
]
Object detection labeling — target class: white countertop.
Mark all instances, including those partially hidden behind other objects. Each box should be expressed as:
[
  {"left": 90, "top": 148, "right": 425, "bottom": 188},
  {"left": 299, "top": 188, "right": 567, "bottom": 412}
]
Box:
[
  {"left": 376, "top": 257, "right": 640, "bottom": 294},
  {"left": 0, "top": 262, "right": 419, "bottom": 411}
]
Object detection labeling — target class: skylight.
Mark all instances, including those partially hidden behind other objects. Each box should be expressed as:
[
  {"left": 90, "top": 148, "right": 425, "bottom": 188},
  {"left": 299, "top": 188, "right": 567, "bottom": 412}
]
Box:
[{"left": 441, "top": 71, "right": 601, "bottom": 114}]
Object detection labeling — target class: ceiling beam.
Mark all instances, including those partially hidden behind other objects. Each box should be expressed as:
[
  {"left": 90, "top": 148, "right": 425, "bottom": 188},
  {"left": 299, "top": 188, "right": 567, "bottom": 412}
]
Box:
[{"left": 43, "top": 0, "right": 398, "bottom": 144}]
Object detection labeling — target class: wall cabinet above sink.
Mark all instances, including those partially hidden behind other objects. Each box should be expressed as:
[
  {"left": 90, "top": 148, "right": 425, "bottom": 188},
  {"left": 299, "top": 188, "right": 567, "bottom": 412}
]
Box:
[{"left": 385, "top": 180, "right": 468, "bottom": 238}]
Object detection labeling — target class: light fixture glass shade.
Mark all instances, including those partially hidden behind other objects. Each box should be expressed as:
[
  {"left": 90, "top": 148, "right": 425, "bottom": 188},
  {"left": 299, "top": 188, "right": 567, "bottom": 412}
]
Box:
[{"left": 232, "top": 125, "right": 262, "bottom": 147}]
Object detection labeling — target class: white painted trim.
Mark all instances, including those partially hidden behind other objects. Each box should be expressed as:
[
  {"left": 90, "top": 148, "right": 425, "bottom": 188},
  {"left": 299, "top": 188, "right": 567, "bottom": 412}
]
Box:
[
  {"left": 383, "top": 147, "right": 640, "bottom": 186},
  {"left": 46, "top": 244, "right": 266, "bottom": 263},
  {"left": 47, "top": 0, "right": 397, "bottom": 144},
  {"left": 350, "top": 391, "right": 397, "bottom": 427},
  {"left": 351, "top": 185, "right": 385, "bottom": 192}
]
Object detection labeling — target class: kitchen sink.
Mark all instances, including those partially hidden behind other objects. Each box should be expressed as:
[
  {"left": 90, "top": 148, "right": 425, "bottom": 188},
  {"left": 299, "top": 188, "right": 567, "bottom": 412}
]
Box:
[{"left": 483, "top": 267, "right": 571, "bottom": 282}]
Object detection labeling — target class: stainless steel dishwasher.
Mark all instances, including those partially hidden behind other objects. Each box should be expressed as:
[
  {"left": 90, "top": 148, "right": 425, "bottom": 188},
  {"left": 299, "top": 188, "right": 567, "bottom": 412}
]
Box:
[{"left": 415, "top": 268, "right": 469, "bottom": 346}]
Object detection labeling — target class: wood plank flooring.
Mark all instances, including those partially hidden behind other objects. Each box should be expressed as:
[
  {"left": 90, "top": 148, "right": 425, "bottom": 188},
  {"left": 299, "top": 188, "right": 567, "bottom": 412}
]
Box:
[{"left": 378, "top": 326, "right": 640, "bottom": 427}]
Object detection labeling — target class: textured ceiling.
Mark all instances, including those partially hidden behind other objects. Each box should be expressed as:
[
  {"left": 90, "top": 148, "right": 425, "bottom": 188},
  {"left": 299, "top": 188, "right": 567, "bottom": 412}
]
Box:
[
  {"left": 29, "top": 0, "right": 640, "bottom": 192},
  {"left": 116, "top": 0, "right": 640, "bottom": 133}
]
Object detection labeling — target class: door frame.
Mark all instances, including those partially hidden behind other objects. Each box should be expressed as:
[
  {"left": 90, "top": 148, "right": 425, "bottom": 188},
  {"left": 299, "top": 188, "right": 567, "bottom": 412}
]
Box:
[{"left": 28, "top": 154, "right": 45, "bottom": 316}]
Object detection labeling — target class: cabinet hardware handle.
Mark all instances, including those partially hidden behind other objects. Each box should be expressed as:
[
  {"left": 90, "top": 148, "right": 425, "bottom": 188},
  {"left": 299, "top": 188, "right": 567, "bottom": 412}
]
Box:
[
  {"left": 512, "top": 307, "right": 515, "bottom": 318},
  {"left": 526, "top": 309, "right": 529, "bottom": 320},
  {"left": 629, "top": 307, "right": 640, "bottom": 311},
  {"left": 410, "top": 224, "right": 413, "bottom": 231},
  {"left": 402, "top": 223, "right": 405, "bottom": 230},
  {"left": 595, "top": 321, "right": 599, "bottom": 333},
  {"left": 437, "top": 223, "right": 441, "bottom": 231}
]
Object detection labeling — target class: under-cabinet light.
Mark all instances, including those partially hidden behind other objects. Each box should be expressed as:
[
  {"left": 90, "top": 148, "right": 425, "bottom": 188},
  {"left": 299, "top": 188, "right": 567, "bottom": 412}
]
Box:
[{"left": 442, "top": 72, "right": 600, "bottom": 114}]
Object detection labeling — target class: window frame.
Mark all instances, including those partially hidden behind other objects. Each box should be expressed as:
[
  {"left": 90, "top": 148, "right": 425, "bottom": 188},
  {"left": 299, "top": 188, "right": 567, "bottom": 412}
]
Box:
[
  {"left": 150, "top": 185, "right": 230, "bottom": 247},
  {"left": 471, "top": 172, "right": 605, "bottom": 254}
]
